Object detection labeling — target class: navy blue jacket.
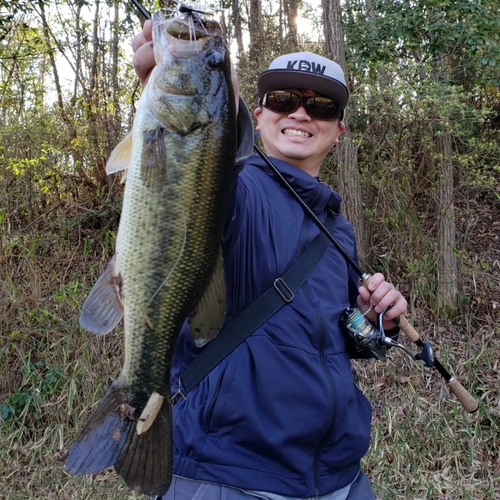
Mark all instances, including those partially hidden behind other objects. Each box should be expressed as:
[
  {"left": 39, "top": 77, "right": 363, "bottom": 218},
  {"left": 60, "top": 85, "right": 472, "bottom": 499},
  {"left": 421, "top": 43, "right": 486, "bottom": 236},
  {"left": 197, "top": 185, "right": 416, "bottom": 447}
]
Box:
[{"left": 170, "top": 147, "right": 373, "bottom": 496}]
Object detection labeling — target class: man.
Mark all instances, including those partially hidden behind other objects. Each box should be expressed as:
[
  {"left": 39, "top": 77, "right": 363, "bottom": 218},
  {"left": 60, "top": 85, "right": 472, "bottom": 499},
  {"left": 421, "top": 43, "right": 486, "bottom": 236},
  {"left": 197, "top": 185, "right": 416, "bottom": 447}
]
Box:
[{"left": 133, "top": 20, "right": 407, "bottom": 500}]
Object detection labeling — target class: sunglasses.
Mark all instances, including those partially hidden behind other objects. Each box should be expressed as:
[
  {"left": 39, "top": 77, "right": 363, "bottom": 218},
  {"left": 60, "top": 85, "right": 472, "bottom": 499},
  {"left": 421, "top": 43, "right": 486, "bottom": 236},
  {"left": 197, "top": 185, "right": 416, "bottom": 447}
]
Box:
[{"left": 260, "top": 90, "right": 343, "bottom": 121}]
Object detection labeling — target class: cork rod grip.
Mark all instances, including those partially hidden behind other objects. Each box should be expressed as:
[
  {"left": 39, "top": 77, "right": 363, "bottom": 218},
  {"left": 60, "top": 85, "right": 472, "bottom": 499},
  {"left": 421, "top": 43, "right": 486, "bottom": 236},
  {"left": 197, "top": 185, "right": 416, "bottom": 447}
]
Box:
[
  {"left": 447, "top": 378, "right": 479, "bottom": 413},
  {"left": 398, "top": 315, "right": 421, "bottom": 343}
]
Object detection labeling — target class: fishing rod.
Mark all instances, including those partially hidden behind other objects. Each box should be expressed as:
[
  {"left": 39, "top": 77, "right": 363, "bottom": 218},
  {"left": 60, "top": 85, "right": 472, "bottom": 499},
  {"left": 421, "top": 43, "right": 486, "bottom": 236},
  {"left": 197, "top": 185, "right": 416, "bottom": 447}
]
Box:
[
  {"left": 254, "top": 144, "right": 479, "bottom": 413},
  {"left": 130, "top": 0, "right": 151, "bottom": 20},
  {"left": 130, "top": 0, "right": 203, "bottom": 21}
]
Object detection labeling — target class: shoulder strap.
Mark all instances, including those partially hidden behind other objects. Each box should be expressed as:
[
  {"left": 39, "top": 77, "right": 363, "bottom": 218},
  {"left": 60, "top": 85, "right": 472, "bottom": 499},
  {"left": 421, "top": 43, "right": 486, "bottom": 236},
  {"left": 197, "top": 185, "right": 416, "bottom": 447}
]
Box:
[{"left": 177, "top": 212, "right": 336, "bottom": 397}]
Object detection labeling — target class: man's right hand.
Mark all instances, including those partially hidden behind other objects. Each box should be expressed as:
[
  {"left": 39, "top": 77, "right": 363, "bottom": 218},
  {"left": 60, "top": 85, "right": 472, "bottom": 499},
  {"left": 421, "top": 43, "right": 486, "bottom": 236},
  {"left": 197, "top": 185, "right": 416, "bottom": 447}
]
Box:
[{"left": 132, "top": 19, "right": 155, "bottom": 86}]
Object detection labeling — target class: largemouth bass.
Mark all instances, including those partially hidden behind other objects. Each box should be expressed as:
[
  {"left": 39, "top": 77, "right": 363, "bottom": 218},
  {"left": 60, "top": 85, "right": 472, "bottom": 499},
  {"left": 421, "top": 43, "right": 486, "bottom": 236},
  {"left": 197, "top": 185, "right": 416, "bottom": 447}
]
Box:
[{"left": 65, "top": 8, "right": 237, "bottom": 496}]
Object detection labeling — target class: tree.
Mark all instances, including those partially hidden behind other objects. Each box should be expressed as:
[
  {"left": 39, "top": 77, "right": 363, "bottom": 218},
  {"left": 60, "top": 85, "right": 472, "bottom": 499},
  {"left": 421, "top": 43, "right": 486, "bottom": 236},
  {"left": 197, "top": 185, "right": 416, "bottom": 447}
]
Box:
[
  {"left": 282, "top": 0, "right": 300, "bottom": 52},
  {"left": 322, "top": 0, "right": 371, "bottom": 264},
  {"left": 248, "top": 0, "right": 263, "bottom": 70}
]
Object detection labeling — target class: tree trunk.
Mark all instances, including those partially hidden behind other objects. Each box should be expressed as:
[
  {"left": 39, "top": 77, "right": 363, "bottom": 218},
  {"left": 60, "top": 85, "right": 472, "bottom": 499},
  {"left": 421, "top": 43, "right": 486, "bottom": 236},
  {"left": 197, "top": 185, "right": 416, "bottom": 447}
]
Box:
[
  {"left": 283, "top": 0, "right": 300, "bottom": 52},
  {"left": 111, "top": 1, "right": 121, "bottom": 132},
  {"left": 38, "top": 3, "right": 64, "bottom": 115},
  {"left": 322, "top": 0, "right": 370, "bottom": 264},
  {"left": 231, "top": 0, "right": 246, "bottom": 66},
  {"left": 87, "top": 0, "right": 107, "bottom": 186},
  {"left": 108, "top": 2, "right": 122, "bottom": 191},
  {"left": 433, "top": 56, "right": 458, "bottom": 315},
  {"left": 72, "top": 3, "right": 82, "bottom": 106},
  {"left": 248, "top": 0, "right": 262, "bottom": 70},
  {"left": 37, "top": 1, "right": 91, "bottom": 187},
  {"left": 437, "top": 131, "right": 458, "bottom": 314}
]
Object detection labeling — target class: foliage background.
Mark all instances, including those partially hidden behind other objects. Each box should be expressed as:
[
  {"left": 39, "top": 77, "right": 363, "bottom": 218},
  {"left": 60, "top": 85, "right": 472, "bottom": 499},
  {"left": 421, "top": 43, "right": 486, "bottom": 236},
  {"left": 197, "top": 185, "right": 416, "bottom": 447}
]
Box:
[{"left": 0, "top": 0, "right": 499, "bottom": 498}]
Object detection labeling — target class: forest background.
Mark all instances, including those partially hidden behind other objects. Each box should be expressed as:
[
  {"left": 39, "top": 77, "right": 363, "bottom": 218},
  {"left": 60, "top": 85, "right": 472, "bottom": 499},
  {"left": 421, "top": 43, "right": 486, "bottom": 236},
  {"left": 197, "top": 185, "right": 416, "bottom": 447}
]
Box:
[{"left": 0, "top": 0, "right": 499, "bottom": 498}]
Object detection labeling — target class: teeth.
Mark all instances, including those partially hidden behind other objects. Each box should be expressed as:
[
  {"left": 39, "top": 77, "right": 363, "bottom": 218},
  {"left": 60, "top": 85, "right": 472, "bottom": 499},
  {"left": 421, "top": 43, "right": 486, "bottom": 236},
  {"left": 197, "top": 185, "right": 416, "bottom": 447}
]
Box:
[{"left": 283, "top": 129, "right": 311, "bottom": 138}]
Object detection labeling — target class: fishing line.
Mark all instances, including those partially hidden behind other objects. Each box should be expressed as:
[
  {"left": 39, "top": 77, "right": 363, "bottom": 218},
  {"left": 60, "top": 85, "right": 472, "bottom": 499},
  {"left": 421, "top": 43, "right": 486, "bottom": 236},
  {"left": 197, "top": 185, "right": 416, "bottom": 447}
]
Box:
[{"left": 254, "top": 143, "right": 367, "bottom": 277}]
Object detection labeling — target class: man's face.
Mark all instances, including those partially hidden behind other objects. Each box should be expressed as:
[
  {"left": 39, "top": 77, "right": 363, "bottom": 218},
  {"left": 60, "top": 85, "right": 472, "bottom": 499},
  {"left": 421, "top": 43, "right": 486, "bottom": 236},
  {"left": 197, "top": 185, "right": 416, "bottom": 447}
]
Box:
[{"left": 254, "top": 89, "right": 345, "bottom": 176}]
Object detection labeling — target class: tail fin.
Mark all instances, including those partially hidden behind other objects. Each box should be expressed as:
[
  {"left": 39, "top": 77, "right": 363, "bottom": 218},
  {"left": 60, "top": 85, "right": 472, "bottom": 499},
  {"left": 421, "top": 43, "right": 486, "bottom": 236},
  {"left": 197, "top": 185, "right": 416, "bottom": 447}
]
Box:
[
  {"left": 65, "top": 381, "right": 130, "bottom": 474},
  {"left": 115, "top": 398, "right": 172, "bottom": 495},
  {"left": 66, "top": 381, "right": 173, "bottom": 496}
]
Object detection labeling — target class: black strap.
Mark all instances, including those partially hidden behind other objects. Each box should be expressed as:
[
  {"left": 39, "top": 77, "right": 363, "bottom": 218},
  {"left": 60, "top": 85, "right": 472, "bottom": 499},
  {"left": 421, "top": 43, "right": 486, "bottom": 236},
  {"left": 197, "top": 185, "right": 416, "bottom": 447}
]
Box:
[{"left": 177, "top": 213, "right": 336, "bottom": 397}]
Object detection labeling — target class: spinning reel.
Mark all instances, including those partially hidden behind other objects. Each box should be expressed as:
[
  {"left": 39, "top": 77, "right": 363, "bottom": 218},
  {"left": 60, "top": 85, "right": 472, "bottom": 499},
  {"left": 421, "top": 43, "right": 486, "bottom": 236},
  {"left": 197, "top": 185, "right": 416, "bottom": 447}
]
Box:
[{"left": 340, "top": 307, "right": 435, "bottom": 368}]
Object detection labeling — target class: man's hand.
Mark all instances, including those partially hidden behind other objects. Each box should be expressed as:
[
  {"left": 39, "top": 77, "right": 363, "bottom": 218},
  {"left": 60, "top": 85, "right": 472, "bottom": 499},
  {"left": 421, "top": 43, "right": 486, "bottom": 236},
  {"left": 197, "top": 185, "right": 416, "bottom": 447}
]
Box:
[
  {"left": 357, "top": 273, "right": 407, "bottom": 331},
  {"left": 132, "top": 19, "right": 155, "bottom": 86}
]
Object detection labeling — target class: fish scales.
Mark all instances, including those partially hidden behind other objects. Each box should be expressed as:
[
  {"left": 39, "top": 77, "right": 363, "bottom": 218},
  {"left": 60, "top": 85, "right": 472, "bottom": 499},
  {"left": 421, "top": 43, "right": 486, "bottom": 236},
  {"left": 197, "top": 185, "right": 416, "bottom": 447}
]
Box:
[
  {"left": 66, "top": 9, "right": 237, "bottom": 496},
  {"left": 118, "top": 88, "right": 230, "bottom": 390}
]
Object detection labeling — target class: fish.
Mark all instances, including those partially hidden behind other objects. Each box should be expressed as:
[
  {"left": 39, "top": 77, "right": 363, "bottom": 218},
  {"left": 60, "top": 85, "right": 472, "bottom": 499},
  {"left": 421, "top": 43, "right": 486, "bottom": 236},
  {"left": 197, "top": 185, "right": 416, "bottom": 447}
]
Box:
[{"left": 65, "top": 8, "right": 237, "bottom": 496}]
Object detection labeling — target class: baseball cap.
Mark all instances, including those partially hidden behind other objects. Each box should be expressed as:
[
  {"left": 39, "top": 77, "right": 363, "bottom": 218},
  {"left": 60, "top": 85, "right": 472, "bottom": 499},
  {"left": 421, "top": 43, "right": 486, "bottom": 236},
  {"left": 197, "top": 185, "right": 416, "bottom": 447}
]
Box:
[{"left": 257, "top": 52, "right": 349, "bottom": 110}]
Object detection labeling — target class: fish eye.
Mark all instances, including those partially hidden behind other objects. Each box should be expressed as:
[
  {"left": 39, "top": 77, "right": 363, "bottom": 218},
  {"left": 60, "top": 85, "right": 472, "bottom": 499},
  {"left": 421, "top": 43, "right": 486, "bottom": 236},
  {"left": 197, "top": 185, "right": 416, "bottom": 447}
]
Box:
[{"left": 205, "top": 50, "right": 224, "bottom": 70}]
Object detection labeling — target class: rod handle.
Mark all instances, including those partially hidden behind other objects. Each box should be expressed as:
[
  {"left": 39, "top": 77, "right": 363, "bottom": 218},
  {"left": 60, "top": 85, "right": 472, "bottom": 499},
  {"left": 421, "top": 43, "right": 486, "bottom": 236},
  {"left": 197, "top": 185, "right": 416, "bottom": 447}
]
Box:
[
  {"left": 400, "top": 318, "right": 479, "bottom": 412},
  {"left": 399, "top": 315, "right": 421, "bottom": 343},
  {"left": 400, "top": 317, "right": 478, "bottom": 412},
  {"left": 447, "top": 377, "right": 479, "bottom": 413},
  {"left": 360, "top": 275, "right": 479, "bottom": 412}
]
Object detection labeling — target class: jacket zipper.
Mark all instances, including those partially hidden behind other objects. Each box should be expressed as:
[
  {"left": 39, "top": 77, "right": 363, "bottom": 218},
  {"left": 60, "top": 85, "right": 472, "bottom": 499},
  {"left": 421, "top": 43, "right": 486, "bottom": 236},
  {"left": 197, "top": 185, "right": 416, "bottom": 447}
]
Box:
[
  {"left": 302, "top": 219, "right": 338, "bottom": 495},
  {"left": 311, "top": 305, "right": 338, "bottom": 496}
]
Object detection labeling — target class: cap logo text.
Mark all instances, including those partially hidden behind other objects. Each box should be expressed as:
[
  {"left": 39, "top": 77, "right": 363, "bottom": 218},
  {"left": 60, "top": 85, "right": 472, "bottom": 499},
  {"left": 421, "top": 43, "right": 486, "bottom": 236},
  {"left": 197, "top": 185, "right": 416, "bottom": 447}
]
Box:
[{"left": 286, "top": 60, "right": 326, "bottom": 75}]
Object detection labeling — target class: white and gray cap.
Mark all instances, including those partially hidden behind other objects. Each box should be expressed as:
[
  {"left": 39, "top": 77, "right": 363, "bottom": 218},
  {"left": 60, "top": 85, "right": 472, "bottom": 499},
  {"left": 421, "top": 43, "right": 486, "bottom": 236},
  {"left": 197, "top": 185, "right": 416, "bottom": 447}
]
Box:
[{"left": 257, "top": 52, "right": 349, "bottom": 110}]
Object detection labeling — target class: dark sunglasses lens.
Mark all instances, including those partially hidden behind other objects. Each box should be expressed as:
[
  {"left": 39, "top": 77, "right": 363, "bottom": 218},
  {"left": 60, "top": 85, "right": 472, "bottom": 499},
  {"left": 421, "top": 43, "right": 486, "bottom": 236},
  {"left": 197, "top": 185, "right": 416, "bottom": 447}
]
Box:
[
  {"left": 265, "top": 91, "right": 300, "bottom": 113},
  {"left": 306, "top": 96, "right": 340, "bottom": 120},
  {"left": 264, "top": 91, "right": 341, "bottom": 120}
]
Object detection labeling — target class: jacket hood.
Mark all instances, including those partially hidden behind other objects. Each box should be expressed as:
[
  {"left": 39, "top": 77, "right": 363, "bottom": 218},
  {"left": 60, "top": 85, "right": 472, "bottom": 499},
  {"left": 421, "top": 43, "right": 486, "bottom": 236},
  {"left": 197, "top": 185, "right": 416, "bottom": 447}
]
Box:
[{"left": 247, "top": 153, "right": 342, "bottom": 215}]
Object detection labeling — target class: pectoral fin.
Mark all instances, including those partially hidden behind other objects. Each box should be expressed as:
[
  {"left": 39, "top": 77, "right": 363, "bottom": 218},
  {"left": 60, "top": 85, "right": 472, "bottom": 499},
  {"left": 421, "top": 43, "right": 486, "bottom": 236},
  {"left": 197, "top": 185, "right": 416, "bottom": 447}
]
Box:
[
  {"left": 106, "top": 131, "right": 133, "bottom": 177},
  {"left": 189, "top": 251, "right": 226, "bottom": 347},
  {"left": 80, "top": 256, "right": 124, "bottom": 335},
  {"left": 141, "top": 127, "right": 168, "bottom": 190}
]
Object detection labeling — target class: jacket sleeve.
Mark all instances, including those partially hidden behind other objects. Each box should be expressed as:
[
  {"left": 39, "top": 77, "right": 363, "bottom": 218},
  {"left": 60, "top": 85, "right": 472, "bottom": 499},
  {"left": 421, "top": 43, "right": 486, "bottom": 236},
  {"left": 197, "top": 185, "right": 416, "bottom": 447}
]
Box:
[{"left": 234, "top": 97, "right": 255, "bottom": 171}]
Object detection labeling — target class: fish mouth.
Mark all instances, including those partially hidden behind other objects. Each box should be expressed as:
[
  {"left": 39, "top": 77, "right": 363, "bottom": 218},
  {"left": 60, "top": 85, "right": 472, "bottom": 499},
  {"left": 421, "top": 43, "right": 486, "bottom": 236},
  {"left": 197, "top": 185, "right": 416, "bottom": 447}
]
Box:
[
  {"left": 153, "top": 10, "right": 222, "bottom": 61},
  {"left": 166, "top": 18, "right": 213, "bottom": 40},
  {"left": 158, "top": 7, "right": 221, "bottom": 41}
]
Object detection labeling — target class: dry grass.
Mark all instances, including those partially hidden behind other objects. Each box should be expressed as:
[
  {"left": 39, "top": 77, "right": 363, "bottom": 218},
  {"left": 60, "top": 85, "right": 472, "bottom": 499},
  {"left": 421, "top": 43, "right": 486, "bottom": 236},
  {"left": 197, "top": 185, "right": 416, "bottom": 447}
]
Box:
[{"left": 1, "top": 193, "right": 499, "bottom": 500}]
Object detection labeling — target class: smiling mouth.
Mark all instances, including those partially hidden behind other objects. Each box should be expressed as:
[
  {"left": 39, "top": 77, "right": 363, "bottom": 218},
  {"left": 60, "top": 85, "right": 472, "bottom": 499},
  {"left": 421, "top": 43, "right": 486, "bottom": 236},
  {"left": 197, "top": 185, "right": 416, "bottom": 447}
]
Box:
[{"left": 282, "top": 129, "right": 312, "bottom": 138}]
